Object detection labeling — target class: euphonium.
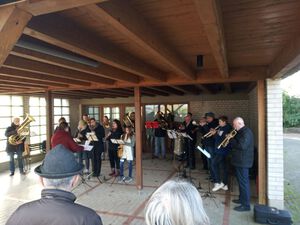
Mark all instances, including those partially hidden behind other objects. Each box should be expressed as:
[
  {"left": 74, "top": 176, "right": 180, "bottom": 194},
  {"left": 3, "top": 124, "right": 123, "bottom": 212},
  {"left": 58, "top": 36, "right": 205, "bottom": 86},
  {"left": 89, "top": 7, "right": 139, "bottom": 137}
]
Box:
[
  {"left": 8, "top": 113, "right": 35, "bottom": 145},
  {"left": 123, "top": 114, "right": 134, "bottom": 128},
  {"left": 217, "top": 129, "right": 237, "bottom": 149}
]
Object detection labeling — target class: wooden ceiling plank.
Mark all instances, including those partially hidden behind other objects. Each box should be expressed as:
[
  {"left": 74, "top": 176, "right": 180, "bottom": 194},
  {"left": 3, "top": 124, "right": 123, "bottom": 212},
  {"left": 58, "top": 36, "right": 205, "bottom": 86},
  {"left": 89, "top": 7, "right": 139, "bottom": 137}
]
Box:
[
  {"left": 164, "top": 86, "right": 185, "bottom": 96},
  {"left": 0, "top": 6, "right": 32, "bottom": 66},
  {"left": 12, "top": 46, "right": 140, "bottom": 83},
  {"left": 145, "top": 87, "right": 170, "bottom": 96},
  {"left": 0, "top": 67, "right": 89, "bottom": 86},
  {"left": 18, "top": 0, "right": 109, "bottom": 16},
  {"left": 193, "top": 0, "right": 229, "bottom": 78},
  {"left": 25, "top": 15, "right": 165, "bottom": 81},
  {"left": 0, "top": 73, "right": 67, "bottom": 87},
  {"left": 4, "top": 55, "right": 114, "bottom": 85},
  {"left": 268, "top": 34, "right": 300, "bottom": 79},
  {"left": 87, "top": 2, "right": 195, "bottom": 80},
  {"left": 142, "top": 87, "right": 169, "bottom": 96},
  {"left": 196, "top": 84, "right": 212, "bottom": 94}
]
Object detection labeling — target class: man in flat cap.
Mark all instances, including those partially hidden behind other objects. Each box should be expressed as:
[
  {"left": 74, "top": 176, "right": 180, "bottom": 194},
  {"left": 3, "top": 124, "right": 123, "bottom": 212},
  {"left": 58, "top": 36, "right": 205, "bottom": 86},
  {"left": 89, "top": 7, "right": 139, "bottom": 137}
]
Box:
[{"left": 6, "top": 144, "right": 103, "bottom": 225}]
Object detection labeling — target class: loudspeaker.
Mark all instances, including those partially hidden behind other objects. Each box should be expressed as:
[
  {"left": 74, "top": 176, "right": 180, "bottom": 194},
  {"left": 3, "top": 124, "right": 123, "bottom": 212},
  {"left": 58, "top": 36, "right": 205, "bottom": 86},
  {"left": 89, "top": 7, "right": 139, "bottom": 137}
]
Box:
[{"left": 196, "top": 55, "right": 204, "bottom": 68}]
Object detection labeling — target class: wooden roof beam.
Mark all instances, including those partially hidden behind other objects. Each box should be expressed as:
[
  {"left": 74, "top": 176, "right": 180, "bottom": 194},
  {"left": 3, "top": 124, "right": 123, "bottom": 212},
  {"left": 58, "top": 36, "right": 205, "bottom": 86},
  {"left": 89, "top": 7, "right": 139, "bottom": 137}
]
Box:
[
  {"left": 25, "top": 15, "right": 165, "bottom": 81},
  {"left": 18, "top": 0, "right": 109, "bottom": 16},
  {"left": 164, "top": 86, "right": 185, "bottom": 96},
  {"left": 86, "top": 2, "right": 195, "bottom": 80},
  {"left": 11, "top": 46, "right": 140, "bottom": 84},
  {"left": 171, "top": 86, "right": 200, "bottom": 95},
  {"left": 0, "top": 6, "right": 31, "bottom": 66},
  {"left": 193, "top": 0, "right": 229, "bottom": 78},
  {"left": 147, "top": 87, "right": 174, "bottom": 96},
  {"left": 268, "top": 33, "right": 300, "bottom": 79},
  {"left": 0, "top": 67, "right": 87, "bottom": 87},
  {"left": 4, "top": 55, "right": 114, "bottom": 85},
  {"left": 142, "top": 87, "right": 169, "bottom": 96}
]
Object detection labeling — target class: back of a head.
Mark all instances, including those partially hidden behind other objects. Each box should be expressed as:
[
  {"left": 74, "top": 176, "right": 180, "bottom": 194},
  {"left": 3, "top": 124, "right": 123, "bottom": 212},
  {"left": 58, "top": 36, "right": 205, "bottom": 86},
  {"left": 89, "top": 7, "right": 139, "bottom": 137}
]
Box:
[
  {"left": 145, "top": 180, "right": 210, "bottom": 225},
  {"left": 58, "top": 122, "right": 69, "bottom": 131}
]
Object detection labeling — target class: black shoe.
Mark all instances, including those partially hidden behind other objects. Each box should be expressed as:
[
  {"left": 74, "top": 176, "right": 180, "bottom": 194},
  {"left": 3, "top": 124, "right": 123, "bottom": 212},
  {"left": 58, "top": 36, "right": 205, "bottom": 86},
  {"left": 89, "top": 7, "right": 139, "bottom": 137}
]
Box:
[
  {"left": 9, "top": 172, "right": 14, "bottom": 176},
  {"left": 232, "top": 199, "right": 241, "bottom": 204},
  {"left": 234, "top": 205, "right": 250, "bottom": 212}
]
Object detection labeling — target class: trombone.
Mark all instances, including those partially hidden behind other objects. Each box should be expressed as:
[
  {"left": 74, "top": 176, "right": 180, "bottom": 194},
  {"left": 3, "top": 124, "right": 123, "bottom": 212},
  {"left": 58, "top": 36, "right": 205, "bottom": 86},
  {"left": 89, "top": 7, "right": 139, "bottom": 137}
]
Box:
[
  {"left": 202, "top": 125, "right": 220, "bottom": 139},
  {"left": 217, "top": 129, "right": 237, "bottom": 149}
]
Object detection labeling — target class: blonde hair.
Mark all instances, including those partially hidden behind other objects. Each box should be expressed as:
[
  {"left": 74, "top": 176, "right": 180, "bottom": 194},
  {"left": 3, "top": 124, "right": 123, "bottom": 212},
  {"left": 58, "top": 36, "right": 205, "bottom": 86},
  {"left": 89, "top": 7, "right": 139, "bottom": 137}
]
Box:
[{"left": 145, "top": 180, "right": 210, "bottom": 225}]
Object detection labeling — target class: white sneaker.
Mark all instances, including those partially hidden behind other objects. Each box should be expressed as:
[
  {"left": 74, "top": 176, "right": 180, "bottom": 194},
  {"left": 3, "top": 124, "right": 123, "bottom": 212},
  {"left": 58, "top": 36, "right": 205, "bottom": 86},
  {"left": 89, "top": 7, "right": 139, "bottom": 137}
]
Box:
[
  {"left": 222, "top": 185, "right": 228, "bottom": 191},
  {"left": 212, "top": 182, "right": 225, "bottom": 192}
]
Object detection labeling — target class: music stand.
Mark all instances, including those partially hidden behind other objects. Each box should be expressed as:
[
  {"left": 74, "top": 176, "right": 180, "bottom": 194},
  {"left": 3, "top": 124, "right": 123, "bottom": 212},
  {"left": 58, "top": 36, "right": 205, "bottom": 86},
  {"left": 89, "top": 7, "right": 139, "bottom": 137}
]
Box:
[{"left": 196, "top": 146, "right": 218, "bottom": 207}]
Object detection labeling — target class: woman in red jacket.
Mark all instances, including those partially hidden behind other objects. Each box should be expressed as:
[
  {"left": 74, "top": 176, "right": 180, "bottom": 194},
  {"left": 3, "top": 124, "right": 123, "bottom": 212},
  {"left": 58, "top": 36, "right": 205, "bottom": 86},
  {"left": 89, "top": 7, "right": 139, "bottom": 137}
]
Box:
[{"left": 51, "top": 122, "right": 83, "bottom": 153}]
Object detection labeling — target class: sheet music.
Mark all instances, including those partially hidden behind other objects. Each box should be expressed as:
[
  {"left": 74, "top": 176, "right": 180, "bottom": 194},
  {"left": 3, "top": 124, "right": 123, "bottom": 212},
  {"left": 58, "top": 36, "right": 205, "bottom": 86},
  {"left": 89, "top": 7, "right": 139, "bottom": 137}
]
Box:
[
  {"left": 80, "top": 141, "right": 93, "bottom": 151},
  {"left": 179, "top": 132, "right": 193, "bottom": 140},
  {"left": 86, "top": 132, "right": 98, "bottom": 141},
  {"left": 110, "top": 139, "right": 125, "bottom": 145},
  {"left": 73, "top": 138, "right": 81, "bottom": 143},
  {"left": 197, "top": 146, "right": 211, "bottom": 158},
  {"left": 167, "top": 130, "right": 177, "bottom": 139}
]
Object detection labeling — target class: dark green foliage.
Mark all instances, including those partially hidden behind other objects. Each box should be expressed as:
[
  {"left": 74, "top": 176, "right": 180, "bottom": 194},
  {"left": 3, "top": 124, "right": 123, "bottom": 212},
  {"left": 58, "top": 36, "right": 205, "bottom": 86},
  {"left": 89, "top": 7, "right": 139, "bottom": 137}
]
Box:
[{"left": 283, "top": 92, "right": 300, "bottom": 127}]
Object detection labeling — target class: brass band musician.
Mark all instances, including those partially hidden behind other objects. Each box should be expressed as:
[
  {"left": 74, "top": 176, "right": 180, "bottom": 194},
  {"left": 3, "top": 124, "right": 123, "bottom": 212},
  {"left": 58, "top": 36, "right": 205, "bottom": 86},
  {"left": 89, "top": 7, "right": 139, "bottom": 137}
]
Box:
[
  {"left": 5, "top": 117, "right": 25, "bottom": 176},
  {"left": 153, "top": 111, "right": 167, "bottom": 159}
]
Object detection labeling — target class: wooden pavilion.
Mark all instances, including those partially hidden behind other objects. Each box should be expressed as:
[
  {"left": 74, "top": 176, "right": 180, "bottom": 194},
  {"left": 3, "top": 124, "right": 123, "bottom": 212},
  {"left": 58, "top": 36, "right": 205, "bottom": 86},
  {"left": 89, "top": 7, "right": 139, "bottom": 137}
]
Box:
[{"left": 1, "top": 0, "right": 299, "bottom": 209}]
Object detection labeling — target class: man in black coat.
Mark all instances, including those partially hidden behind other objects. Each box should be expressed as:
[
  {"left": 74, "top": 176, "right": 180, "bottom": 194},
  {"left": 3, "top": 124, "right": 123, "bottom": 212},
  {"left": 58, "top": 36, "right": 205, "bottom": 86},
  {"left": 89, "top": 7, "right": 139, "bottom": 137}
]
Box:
[
  {"left": 230, "top": 117, "right": 254, "bottom": 212},
  {"left": 89, "top": 118, "right": 105, "bottom": 178},
  {"left": 6, "top": 144, "right": 103, "bottom": 225},
  {"left": 5, "top": 117, "right": 25, "bottom": 176}
]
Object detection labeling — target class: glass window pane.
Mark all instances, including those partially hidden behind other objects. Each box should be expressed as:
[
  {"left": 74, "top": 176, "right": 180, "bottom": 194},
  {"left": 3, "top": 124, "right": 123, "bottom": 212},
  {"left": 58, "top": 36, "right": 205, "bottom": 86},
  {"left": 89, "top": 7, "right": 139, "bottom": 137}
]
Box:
[
  {"left": 40, "top": 98, "right": 46, "bottom": 106},
  {"left": 40, "top": 126, "right": 46, "bottom": 135},
  {"left": 104, "top": 107, "right": 110, "bottom": 114},
  {"left": 54, "top": 116, "right": 61, "bottom": 123},
  {"left": 94, "top": 107, "right": 99, "bottom": 113},
  {"left": 0, "top": 140, "right": 7, "bottom": 151},
  {"left": 0, "top": 128, "right": 7, "bottom": 140},
  {"left": 30, "top": 126, "right": 40, "bottom": 136},
  {"left": 0, "top": 118, "right": 12, "bottom": 129},
  {"left": 40, "top": 116, "right": 46, "bottom": 125},
  {"left": 0, "top": 95, "right": 10, "bottom": 105},
  {"left": 29, "top": 97, "right": 39, "bottom": 106},
  {"left": 30, "top": 107, "right": 40, "bottom": 116},
  {"left": 64, "top": 116, "right": 70, "bottom": 123},
  {"left": 12, "top": 96, "right": 23, "bottom": 106},
  {"left": 41, "top": 135, "right": 46, "bottom": 142},
  {"left": 125, "top": 106, "right": 135, "bottom": 114},
  {"left": 173, "top": 104, "right": 188, "bottom": 122},
  {"left": 54, "top": 98, "right": 61, "bottom": 106},
  {"left": 88, "top": 108, "right": 94, "bottom": 114},
  {"left": 0, "top": 106, "right": 11, "bottom": 117},
  {"left": 30, "top": 136, "right": 40, "bottom": 144},
  {"left": 62, "top": 107, "right": 69, "bottom": 115},
  {"left": 62, "top": 99, "right": 69, "bottom": 106},
  {"left": 40, "top": 107, "right": 46, "bottom": 116},
  {"left": 54, "top": 107, "right": 61, "bottom": 115},
  {"left": 94, "top": 115, "right": 99, "bottom": 121}
]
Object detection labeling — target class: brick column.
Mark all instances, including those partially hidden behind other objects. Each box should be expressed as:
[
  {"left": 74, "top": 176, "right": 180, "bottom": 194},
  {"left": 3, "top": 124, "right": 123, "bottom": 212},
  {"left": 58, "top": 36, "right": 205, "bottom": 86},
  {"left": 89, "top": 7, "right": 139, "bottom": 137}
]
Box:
[{"left": 266, "top": 79, "right": 284, "bottom": 209}]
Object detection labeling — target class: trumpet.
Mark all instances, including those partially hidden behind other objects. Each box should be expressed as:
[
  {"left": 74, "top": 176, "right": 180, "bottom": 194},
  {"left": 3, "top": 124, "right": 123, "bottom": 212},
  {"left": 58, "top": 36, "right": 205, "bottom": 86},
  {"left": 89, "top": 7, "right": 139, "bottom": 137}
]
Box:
[
  {"left": 217, "top": 129, "right": 237, "bottom": 149},
  {"left": 202, "top": 125, "right": 220, "bottom": 139}
]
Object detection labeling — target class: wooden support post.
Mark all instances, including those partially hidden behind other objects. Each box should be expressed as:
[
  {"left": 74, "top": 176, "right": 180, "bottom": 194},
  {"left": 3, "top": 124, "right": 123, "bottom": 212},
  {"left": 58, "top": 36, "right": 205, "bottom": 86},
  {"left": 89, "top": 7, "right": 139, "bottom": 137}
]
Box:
[
  {"left": 257, "top": 80, "right": 266, "bottom": 204},
  {"left": 45, "top": 90, "right": 53, "bottom": 152},
  {"left": 134, "top": 86, "right": 143, "bottom": 189}
]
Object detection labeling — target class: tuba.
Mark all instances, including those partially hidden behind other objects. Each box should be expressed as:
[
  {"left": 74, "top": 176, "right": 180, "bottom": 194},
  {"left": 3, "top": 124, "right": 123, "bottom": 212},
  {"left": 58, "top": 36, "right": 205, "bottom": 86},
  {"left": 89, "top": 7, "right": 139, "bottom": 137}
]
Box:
[
  {"left": 123, "top": 113, "right": 134, "bottom": 128},
  {"left": 8, "top": 113, "right": 35, "bottom": 145}
]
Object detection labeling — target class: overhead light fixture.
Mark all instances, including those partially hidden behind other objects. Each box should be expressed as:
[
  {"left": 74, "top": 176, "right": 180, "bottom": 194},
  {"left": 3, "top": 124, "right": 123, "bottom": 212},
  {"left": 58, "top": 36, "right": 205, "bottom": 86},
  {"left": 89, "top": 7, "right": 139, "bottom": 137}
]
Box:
[{"left": 15, "top": 39, "right": 100, "bottom": 68}]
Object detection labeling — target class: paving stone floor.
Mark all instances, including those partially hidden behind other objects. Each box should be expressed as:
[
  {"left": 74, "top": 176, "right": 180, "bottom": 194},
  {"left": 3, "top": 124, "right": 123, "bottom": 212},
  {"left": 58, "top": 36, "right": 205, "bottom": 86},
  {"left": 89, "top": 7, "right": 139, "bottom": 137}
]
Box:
[{"left": 0, "top": 155, "right": 259, "bottom": 225}]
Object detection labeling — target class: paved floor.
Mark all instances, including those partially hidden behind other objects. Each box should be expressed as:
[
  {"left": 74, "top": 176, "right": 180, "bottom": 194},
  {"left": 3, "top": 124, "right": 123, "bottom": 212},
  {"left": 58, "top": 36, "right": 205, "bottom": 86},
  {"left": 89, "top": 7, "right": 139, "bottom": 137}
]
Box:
[
  {"left": 283, "top": 134, "right": 300, "bottom": 224},
  {"left": 0, "top": 155, "right": 259, "bottom": 225}
]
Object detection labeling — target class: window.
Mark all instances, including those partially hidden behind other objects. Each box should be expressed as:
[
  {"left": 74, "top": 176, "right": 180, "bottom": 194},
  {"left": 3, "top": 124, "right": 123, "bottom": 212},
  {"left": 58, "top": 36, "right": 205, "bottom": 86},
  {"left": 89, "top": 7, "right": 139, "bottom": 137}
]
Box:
[
  {"left": 0, "top": 95, "right": 24, "bottom": 162},
  {"left": 86, "top": 106, "right": 99, "bottom": 121},
  {"left": 145, "top": 104, "right": 165, "bottom": 121},
  {"left": 167, "top": 104, "right": 188, "bottom": 122},
  {"left": 53, "top": 98, "right": 70, "bottom": 128},
  {"left": 103, "top": 106, "right": 120, "bottom": 121},
  {"left": 29, "top": 97, "right": 46, "bottom": 145}
]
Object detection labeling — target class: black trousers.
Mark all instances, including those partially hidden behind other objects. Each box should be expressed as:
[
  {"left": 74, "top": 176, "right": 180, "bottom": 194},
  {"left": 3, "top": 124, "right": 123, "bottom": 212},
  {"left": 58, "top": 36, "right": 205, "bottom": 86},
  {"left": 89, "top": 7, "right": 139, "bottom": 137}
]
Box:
[
  {"left": 91, "top": 147, "right": 102, "bottom": 177},
  {"left": 185, "top": 139, "right": 196, "bottom": 169},
  {"left": 109, "top": 148, "right": 120, "bottom": 170}
]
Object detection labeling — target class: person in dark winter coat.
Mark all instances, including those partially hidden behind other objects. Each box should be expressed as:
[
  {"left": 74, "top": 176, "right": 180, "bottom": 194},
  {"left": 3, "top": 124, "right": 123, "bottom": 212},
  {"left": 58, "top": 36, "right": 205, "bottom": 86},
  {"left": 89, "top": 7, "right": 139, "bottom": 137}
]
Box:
[
  {"left": 106, "top": 119, "right": 123, "bottom": 177},
  {"left": 230, "top": 117, "right": 254, "bottom": 212},
  {"left": 89, "top": 118, "right": 105, "bottom": 177},
  {"left": 6, "top": 144, "right": 103, "bottom": 225},
  {"left": 5, "top": 117, "right": 25, "bottom": 176},
  {"left": 51, "top": 122, "right": 83, "bottom": 153}
]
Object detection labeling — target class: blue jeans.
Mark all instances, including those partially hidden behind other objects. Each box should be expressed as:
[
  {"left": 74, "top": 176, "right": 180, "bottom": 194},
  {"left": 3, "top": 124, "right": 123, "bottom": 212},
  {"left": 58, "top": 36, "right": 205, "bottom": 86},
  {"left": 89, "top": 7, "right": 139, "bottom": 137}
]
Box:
[
  {"left": 212, "top": 154, "right": 228, "bottom": 185},
  {"left": 120, "top": 159, "right": 133, "bottom": 178},
  {"left": 8, "top": 149, "right": 24, "bottom": 173},
  {"left": 154, "top": 137, "right": 166, "bottom": 157},
  {"left": 235, "top": 167, "right": 251, "bottom": 207}
]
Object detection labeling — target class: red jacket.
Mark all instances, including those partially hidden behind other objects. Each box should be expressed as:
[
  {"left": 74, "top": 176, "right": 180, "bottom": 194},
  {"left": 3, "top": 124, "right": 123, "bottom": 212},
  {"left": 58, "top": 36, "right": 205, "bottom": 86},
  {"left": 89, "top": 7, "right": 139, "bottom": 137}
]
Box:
[{"left": 51, "top": 130, "right": 83, "bottom": 152}]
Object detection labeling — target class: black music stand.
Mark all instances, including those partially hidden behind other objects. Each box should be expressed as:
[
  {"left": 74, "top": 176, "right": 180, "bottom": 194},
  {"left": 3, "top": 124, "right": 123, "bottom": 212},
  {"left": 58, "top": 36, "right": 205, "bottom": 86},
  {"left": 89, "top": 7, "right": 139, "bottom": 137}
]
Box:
[{"left": 196, "top": 146, "right": 218, "bottom": 207}]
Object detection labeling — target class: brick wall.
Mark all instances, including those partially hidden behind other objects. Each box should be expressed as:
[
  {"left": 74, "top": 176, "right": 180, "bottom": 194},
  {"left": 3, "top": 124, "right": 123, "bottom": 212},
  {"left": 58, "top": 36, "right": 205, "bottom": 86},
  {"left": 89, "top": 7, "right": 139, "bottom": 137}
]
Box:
[{"left": 266, "top": 79, "right": 284, "bottom": 209}]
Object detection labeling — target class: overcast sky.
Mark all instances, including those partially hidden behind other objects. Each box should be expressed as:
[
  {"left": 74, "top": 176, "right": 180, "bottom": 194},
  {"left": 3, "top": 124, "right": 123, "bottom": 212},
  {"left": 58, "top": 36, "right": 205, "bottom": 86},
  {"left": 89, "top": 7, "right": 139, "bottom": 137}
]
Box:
[{"left": 281, "top": 70, "right": 300, "bottom": 97}]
